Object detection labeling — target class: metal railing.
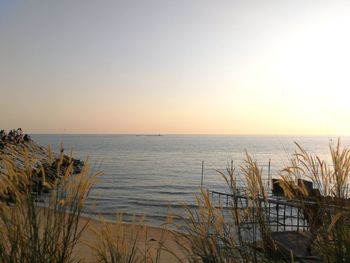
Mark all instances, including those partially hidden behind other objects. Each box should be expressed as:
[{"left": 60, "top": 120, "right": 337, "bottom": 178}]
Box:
[{"left": 210, "top": 189, "right": 310, "bottom": 233}]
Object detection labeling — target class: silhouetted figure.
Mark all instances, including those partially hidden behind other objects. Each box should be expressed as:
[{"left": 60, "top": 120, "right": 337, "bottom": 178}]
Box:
[
  {"left": 0, "top": 130, "right": 5, "bottom": 142},
  {"left": 23, "top": 134, "right": 30, "bottom": 142},
  {"left": 8, "top": 130, "right": 14, "bottom": 142},
  {"left": 0, "top": 129, "right": 29, "bottom": 144},
  {"left": 16, "top": 128, "right": 23, "bottom": 143}
]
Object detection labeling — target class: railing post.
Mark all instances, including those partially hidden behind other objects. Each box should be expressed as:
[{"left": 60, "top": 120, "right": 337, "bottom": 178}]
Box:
[
  {"left": 283, "top": 204, "right": 286, "bottom": 231},
  {"left": 200, "top": 161, "right": 204, "bottom": 188},
  {"left": 276, "top": 203, "right": 279, "bottom": 232},
  {"left": 290, "top": 205, "right": 293, "bottom": 231},
  {"left": 297, "top": 207, "right": 300, "bottom": 232}
]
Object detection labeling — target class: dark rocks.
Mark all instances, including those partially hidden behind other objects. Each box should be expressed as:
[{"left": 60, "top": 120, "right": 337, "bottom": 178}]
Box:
[
  {"left": 31, "top": 154, "right": 84, "bottom": 196},
  {"left": 23, "top": 134, "right": 30, "bottom": 142},
  {"left": 0, "top": 128, "right": 28, "bottom": 144},
  {"left": 0, "top": 135, "right": 85, "bottom": 202},
  {"left": 51, "top": 155, "right": 84, "bottom": 176}
]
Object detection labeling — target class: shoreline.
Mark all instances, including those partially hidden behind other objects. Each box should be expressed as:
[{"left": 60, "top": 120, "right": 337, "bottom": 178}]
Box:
[
  {"left": 0, "top": 137, "right": 187, "bottom": 262},
  {"left": 34, "top": 206, "right": 186, "bottom": 262}
]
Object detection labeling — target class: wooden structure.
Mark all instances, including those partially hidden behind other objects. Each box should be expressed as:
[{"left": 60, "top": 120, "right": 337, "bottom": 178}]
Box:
[{"left": 209, "top": 187, "right": 322, "bottom": 261}]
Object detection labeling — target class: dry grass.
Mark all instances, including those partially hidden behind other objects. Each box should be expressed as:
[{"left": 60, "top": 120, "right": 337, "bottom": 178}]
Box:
[
  {"left": 172, "top": 189, "right": 239, "bottom": 262},
  {"left": 171, "top": 156, "right": 277, "bottom": 263},
  {"left": 2, "top": 139, "right": 350, "bottom": 262},
  {"left": 89, "top": 213, "right": 169, "bottom": 263},
  {"left": 0, "top": 146, "right": 100, "bottom": 263},
  {"left": 280, "top": 139, "right": 350, "bottom": 262},
  {"left": 90, "top": 214, "right": 143, "bottom": 263}
]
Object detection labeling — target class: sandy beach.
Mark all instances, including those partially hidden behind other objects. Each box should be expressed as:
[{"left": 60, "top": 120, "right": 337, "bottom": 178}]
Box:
[
  {"left": 74, "top": 216, "right": 187, "bottom": 263},
  {"left": 0, "top": 139, "right": 188, "bottom": 262}
]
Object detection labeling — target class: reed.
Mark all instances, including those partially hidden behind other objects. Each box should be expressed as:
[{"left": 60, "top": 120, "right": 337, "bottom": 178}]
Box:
[
  {"left": 90, "top": 213, "right": 167, "bottom": 263},
  {"left": 0, "top": 147, "right": 99, "bottom": 263},
  {"left": 2, "top": 139, "right": 350, "bottom": 262},
  {"left": 281, "top": 139, "right": 350, "bottom": 262},
  {"left": 171, "top": 155, "right": 278, "bottom": 263},
  {"left": 90, "top": 214, "right": 142, "bottom": 263}
]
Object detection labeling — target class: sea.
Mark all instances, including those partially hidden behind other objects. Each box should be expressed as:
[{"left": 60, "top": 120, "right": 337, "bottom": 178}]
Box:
[{"left": 32, "top": 134, "right": 350, "bottom": 226}]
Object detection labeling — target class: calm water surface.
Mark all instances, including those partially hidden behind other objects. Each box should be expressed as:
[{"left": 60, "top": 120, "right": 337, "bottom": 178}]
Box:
[{"left": 32, "top": 135, "right": 350, "bottom": 226}]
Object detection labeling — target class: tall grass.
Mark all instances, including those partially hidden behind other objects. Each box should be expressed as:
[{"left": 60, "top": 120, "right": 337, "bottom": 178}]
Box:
[
  {"left": 172, "top": 188, "right": 239, "bottom": 263},
  {"left": 91, "top": 214, "right": 142, "bottom": 263},
  {"left": 172, "top": 155, "right": 278, "bottom": 263},
  {"left": 281, "top": 140, "right": 350, "bottom": 262},
  {"left": 0, "top": 147, "right": 99, "bottom": 263},
  {"left": 2, "top": 140, "right": 350, "bottom": 262},
  {"left": 90, "top": 213, "right": 168, "bottom": 263},
  {"left": 171, "top": 140, "right": 350, "bottom": 262}
]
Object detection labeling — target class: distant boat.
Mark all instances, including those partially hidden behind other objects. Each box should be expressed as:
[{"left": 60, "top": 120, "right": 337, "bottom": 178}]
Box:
[{"left": 135, "top": 134, "right": 163, "bottom": 137}]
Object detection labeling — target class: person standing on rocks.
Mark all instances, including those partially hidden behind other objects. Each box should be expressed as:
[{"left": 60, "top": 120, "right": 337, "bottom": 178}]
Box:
[
  {"left": 8, "top": 130, "right": 14, "bottom": 142},
  {"left": 0, "top": 130, "right": 4, "bottom": 141},
  {"left": 17, "top": 128, "right": 23, "bottom": 143},
  {"left": 23, "top": 134, "right": 31, "bottom": 142},
  {"left": 0, "top": 130, "right": 4, "bottom": 149}
]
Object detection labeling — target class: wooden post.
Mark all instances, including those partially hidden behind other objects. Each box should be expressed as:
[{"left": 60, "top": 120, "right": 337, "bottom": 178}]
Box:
[
  {"left": 283, "top": 204, "right": 286, "bottom": 231},
  {"left": 276, "top": 204, "right": 279, "bottom": 232},
  {"left": 268, "top": 159, "right": 271, "bottom": 192},
  {"left": 297, "top": 208, "right": 300, "bottom": 232},
  {"left": 290, "top": 205, "right": 293, "bottom": 231},
  {"left": 200, "top": 161, "right": 204, "bottom": 188},
  {"left": 268, "top": 201, "right": 271, "bottom": 227}
]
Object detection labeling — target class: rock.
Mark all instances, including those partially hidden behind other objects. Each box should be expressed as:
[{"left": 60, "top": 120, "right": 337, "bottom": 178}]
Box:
[{"left": 0, "top": 138, "right": 85, "bottom": 203}]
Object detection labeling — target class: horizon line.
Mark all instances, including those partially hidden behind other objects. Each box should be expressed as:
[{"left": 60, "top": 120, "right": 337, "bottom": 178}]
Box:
[{"left": 28, "top": 132, "right": 350, "bottom": 137}]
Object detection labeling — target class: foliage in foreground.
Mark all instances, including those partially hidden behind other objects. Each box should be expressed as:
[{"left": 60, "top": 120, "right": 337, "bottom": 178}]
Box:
[
  {"left": 171, "top": 140, "right": 350, "bottom": 263},
  {"left": 171, "top": 157, "right": 278, "bottom": 263},
  {"left": 90, "top": 213, "right": 167, "bottom": 263},
  {"left": 0, "top": 147, "right": 99, "bottom": 263},
  {"left": 281, "top": 140, "right": 350, "bottom": 262},
  {"left": 1, "top": 140, "right": 350, "bottom": 263}
]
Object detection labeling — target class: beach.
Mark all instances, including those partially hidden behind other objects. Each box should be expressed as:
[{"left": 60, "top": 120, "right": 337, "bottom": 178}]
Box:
[
  {"left": 2, "top": 134, "right": 350, "bottom": 262},
  {"left": 73, "top": 216, "right": 186, "bottom": 262},
  {"left": 2, "top": 1, "right": 350, "bottom": 261},
  {"left": 0, "top": 137, "right": 187, "bottom": 262}
]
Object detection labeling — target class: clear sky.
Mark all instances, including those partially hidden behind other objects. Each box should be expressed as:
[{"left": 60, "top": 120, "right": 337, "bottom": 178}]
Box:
[{"left": 1, "top": 0, "right": 350, "bottom": 135}]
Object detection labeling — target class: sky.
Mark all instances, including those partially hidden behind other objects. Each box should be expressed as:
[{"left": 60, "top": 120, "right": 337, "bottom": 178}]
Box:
[{"left": 1, "top": 0, "right": 350, "bottom": 135}]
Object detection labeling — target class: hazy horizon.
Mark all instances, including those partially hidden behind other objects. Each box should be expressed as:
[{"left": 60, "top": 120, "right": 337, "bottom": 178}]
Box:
[
  {"left": 1, "top": 1, "right": 350, "bottom": 135},
  {"left": 29, "top": 132, "right": 350, "bottom": 137}
]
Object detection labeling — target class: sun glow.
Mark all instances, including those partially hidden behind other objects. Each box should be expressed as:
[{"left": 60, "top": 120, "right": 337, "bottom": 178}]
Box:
[{"left": 1, "top": 1, "right": 350, "bottom": 135}]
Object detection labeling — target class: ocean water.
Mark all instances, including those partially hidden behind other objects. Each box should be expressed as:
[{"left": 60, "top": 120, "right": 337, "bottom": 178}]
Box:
[{"left": 32, "top": 134, "right": 350, "bottom": 226}]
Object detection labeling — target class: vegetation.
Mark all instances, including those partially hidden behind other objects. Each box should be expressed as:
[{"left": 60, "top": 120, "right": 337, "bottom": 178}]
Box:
[
  {"left": 280, "top": 140, "right": 350, "bottom": 262},
  {"left": 1, "top": 140, "right": 350, "bottom": 262},
  {"left": 171, "top": 155, "right": 278, "bottom": 263},
  {"left": 170, "top": 140, "right": 350, "bottom": 262},
  {"left": 0, "top": 147, "right": 100, "bottom": 263},
  {"left": 90, "top": 213, "right": 167, "bottom": 263}
]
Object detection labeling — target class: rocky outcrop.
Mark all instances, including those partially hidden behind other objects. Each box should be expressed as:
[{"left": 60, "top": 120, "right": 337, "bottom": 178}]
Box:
[{"left": 0, "top": 138, "right": 84, "bottom": 201}]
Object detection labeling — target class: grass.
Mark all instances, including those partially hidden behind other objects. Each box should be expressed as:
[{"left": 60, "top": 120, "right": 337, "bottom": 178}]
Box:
[
  {"left": 90, "top": 213, "right": 169, "bottom": 263},
  {"left": 171, "top": 155, "right": 278, "bottom": 263},
  {"left": 0, "top": 145, "right": 100, "bottom": 263},
  {"left": 280, "top": 140, "right": 350, "bottom": 262},
  {"left": 91, "top": 213, "right": 142, "bottom": 263},
  {"left": 170, "top": 140, "right": 350, "bottom": 262},
  {"left": 1, "top": 139, "right": 350, "bottom": 262}
]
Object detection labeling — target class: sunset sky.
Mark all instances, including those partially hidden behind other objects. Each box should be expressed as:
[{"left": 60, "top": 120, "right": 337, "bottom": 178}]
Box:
[{"left": 1, "top": 0, "right": 350, "bottom": 135}]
